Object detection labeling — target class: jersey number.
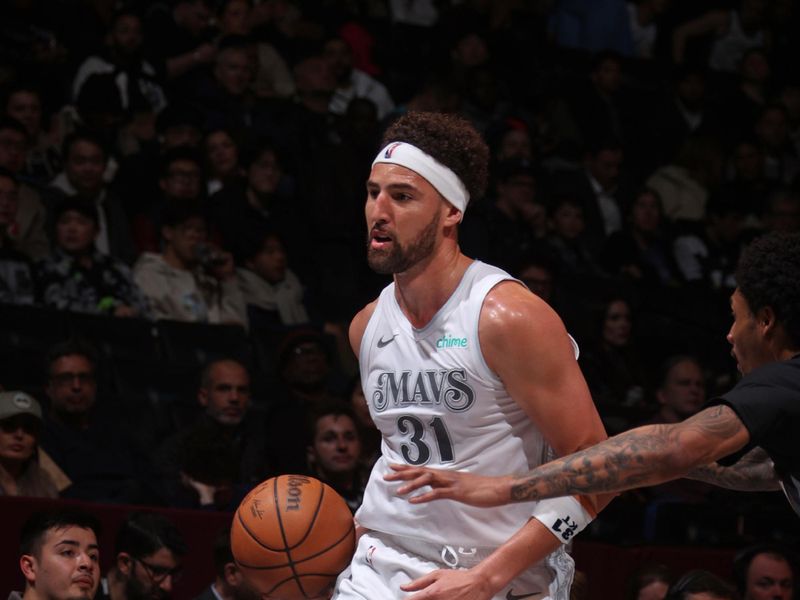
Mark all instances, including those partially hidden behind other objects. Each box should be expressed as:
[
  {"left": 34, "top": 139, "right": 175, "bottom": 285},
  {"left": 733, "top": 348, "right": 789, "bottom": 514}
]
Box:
[{"left": 397, "top": 415, "right": 455, "bottom": 465}]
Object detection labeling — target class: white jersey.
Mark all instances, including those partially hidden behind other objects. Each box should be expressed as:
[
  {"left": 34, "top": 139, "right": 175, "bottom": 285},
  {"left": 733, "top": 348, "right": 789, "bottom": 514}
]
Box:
[{"left": 356, "top": 261, "right": 559, "bottom": 549}]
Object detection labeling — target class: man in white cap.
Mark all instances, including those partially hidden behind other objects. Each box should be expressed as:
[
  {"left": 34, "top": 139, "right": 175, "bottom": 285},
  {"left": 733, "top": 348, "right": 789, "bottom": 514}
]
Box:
[{"left": 325, "top": 112, "right": 610, "bottom": 600}]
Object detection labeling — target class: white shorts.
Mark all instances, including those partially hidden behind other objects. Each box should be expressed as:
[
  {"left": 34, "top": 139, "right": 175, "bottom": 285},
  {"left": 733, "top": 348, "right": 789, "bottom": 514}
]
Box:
[{"left": 332, "top": 530, "right": 574, "bottom": 600}]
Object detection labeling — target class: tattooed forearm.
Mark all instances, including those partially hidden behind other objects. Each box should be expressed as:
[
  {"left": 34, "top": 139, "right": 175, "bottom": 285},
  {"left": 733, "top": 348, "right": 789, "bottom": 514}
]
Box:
[
  {"left": 685, "top": 447, "right": 779, "bottom": 491},
  {"left": 510, "top": 405, "right": 749, "bottom": 502}
]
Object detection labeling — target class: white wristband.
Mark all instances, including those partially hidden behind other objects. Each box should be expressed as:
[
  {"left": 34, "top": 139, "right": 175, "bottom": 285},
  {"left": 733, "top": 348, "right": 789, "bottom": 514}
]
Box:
[{"left": 531, "top": 496, "right": 593, "bottom": 543}]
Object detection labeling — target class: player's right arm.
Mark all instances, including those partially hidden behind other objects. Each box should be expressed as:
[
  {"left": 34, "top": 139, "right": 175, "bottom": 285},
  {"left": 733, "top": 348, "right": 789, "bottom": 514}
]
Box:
[
  {"left": 347, "top": 299, "right": 378, "bottom": 542},
  {"left": 388, "top": 404, "right": 751, "bottom": 505}
]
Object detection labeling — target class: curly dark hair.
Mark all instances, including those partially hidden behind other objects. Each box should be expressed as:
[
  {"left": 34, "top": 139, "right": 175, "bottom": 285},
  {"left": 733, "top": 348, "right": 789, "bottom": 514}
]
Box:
[
  {"left": 736, "top": 232, "right": 800, "bottom": 347},
  {"left": 381, "top": 112, "right": 489, "bottom": 202}
]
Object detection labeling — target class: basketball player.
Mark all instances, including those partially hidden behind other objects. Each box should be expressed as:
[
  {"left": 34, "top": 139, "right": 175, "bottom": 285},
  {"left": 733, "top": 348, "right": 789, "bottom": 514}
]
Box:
[
  {"left": 333, "top": 112, "right": 610, "bottom": 600},
  {"left": 387, "top": 233, "right": 800, "bottom": 520}
]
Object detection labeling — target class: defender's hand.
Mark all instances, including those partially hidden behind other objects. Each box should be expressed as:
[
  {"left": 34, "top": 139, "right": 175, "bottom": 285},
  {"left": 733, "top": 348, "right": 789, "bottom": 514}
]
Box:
[{"left": 385, "top": 464, "right": 513, "bottom": 507}]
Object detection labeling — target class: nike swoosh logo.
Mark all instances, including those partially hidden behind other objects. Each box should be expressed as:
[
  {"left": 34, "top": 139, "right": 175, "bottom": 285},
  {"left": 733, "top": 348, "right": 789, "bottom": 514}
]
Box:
[
  {"left": 377, "top": 334, "right": 398, "bottom": 348},
  {"left": 506, "top": 591, "right": 542, "bottom": 600}
]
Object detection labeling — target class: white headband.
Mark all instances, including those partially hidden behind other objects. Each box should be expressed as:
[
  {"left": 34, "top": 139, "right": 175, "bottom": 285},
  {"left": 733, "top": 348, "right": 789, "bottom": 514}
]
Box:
[{"left": 372, "top": 142, "right": 470, "bottom": 214}]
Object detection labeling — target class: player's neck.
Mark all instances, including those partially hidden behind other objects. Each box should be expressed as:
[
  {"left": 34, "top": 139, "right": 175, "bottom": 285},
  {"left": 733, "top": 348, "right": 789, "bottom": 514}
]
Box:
[{"left": 393, "top": 246, "right": 471, "bottom": 329}]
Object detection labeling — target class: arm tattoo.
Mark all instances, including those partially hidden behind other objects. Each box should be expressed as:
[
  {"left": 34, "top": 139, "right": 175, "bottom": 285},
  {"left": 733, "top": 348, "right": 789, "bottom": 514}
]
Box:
[
  {"left": 685, "top": 447, "right": 779, "bottom": 491},
  {"left": 510, "top": 405, "right": 747, "bottom": 502}
]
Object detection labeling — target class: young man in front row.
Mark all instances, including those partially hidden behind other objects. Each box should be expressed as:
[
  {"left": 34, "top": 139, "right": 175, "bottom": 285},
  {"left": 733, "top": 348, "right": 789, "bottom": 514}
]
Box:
[
  {"left": 388, "top": 233, "right": 800, "bottom": 523},
  {"left": 12, "top": 509, "right": 101, "bottom": 600},
  {"left": 327, "top": 112, "right": 611, "bottom": 600}
]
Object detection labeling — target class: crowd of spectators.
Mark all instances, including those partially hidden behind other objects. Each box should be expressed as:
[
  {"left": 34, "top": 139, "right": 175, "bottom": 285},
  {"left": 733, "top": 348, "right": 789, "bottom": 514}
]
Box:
[
  {"left": 1, "top": 0, "right": 800, "bottom": 576},
  {"left": 8, "top": 508, "right": 799, "bottom": 599}
]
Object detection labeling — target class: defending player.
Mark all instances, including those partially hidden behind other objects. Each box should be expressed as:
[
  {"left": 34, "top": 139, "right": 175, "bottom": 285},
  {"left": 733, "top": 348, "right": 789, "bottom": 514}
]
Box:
[
  {"left": 387, "top": 233, "right": 800, "bottom": 519},
  {"left": 332, "top": 112, "right": 611, "bottom": 600}
]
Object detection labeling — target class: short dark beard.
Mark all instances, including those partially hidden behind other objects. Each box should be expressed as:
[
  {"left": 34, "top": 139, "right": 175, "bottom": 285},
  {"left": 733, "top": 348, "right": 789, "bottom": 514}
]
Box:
[
  {"left": 366, "top": 212, "right": 439, "bottom": 274},
  {"left": 125, "top": 574, "right": 168, "bottom": 600}
]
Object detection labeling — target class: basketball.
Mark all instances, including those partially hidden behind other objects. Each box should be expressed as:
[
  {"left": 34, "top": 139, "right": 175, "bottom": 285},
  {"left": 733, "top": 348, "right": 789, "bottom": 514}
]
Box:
[{"left": 230, "top": 475, "right": 355, "bottom": 599}]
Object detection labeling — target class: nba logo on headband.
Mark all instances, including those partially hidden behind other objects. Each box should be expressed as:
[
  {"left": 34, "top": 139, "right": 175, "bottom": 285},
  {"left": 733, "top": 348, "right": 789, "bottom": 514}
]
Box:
[{"left": 384, "top": 142, "right": 403, "bottom": 159}]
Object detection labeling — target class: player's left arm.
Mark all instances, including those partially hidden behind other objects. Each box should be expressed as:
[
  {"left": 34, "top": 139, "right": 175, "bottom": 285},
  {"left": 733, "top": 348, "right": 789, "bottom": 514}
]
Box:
[
  {"left": 402, "top": 282, "right": 612, "bottom": 599},
  {"left": 480, "top": 282, "right": 612, "bottom": 517}
]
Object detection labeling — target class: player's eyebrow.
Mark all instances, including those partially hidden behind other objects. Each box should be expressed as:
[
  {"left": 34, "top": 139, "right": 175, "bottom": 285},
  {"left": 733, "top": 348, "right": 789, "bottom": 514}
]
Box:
[{"left": 366, "top": 180, "right": 420, "bottom": 192}]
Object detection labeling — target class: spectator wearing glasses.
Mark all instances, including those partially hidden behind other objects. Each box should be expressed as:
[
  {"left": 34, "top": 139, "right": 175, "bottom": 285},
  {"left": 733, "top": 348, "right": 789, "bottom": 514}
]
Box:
[
  {"left": 100, "top": 512, "right": 186, "bottom": 600},
  {"left": 0, "top": 391, "right": 57, "bottom": 498},
  {"left": 40, "top": 340, "right": 160, "bottom": 504}
]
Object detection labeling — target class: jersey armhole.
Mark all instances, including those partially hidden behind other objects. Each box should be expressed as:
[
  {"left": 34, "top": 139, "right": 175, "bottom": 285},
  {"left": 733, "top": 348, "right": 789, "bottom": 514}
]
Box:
[{"left": 473, "top": 277, "right": 524, "bottom": 383}]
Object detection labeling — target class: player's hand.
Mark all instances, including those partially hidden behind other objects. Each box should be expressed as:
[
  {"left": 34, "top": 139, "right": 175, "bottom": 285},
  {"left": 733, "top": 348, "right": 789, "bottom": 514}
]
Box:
[
  {"left": 385, "top": 464, "right": 512, "bottom": 507},
  {"left": 402, "top": 567, "right": 497, "bottom": 600}
]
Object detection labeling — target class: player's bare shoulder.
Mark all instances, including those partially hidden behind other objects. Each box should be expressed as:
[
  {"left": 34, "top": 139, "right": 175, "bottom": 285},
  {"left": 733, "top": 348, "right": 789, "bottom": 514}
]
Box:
[
  {"left": 349, "top": 299, "right": 379, "bottom": 356},
  {"left": 480, "top": 280, "right": 564, "bottom": 340},
  {"left": 479, "top": 280, "right": 573, "bottom": 373}
]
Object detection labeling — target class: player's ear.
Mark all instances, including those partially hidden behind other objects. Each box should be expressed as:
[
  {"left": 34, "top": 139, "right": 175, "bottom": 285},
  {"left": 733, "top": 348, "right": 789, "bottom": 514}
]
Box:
[{"left": 443, "top": 202, "right": 462, "bottom": 228}]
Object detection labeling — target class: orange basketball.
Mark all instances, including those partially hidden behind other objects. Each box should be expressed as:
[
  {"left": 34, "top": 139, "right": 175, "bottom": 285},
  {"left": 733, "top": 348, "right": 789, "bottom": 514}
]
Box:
[{"left": 231, "top": 475, "right": 355, "bottom": 599}]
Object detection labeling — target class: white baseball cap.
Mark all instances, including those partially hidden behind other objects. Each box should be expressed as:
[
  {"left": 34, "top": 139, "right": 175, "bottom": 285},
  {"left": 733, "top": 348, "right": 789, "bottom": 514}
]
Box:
[{"left": 0, "top": 391, "right": 42, "bottom": 421}]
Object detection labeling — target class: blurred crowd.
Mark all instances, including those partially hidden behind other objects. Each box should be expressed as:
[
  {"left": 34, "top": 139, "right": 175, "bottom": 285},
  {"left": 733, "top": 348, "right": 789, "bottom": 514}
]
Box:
[{"left": 2, "top": 0, "right": 800, "bottom": 579}]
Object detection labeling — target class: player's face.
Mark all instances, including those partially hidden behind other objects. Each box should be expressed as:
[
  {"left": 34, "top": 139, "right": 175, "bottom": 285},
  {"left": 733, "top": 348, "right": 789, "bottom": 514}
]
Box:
[
  {"left": 745, "top": 554, "right": 793, "bottom": 600},
  {"left": 200, "top": 361, "right": 251, "bottom": 426},
  {"left": 311, "top": 414, "right": 361, "bottom": 476},
  {"left": 727, "top": 289, "right": 772, "bottom": 374},
  {"left": 658, "top": 360, "right": 705, "bottom": 419},
  {"left": 365, "top": 163, "right": 446, "bottom": 275},
  {"left": 125, "top": 547, "right": 182, "bottom": 600},
  {"left": 46, "top": 354, "right": 97, "bottom": 416},
  {"left": 23, "top": 526, "right": 100, "bottom": 600}
]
